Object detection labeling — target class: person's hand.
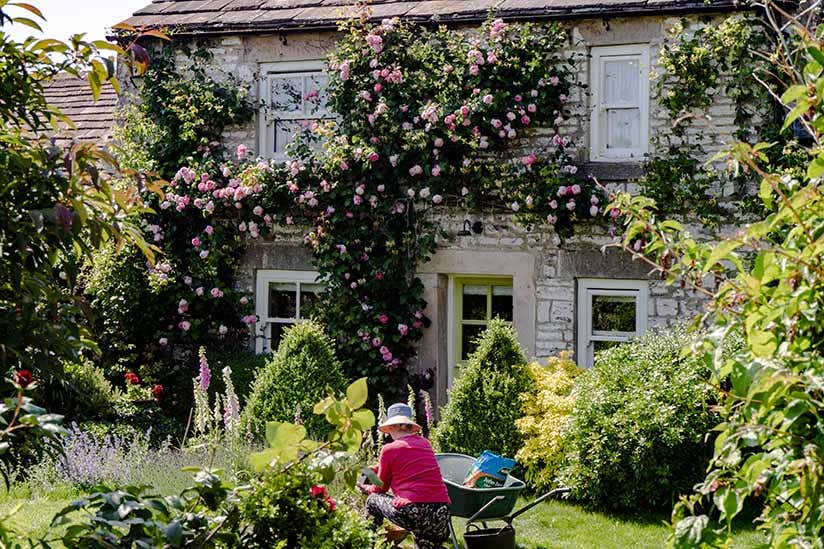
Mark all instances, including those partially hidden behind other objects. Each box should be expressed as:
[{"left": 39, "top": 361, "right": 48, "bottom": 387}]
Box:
[{"left": 356, "top": 482, "right": 369, "bottom": 494}]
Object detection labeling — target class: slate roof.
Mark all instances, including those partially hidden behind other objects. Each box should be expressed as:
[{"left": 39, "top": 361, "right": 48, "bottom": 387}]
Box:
[
  {"left": 42, "top": 74, "right": 118, "bottom": 145},
  {"left": 119, "top": 0, "right": 744, "bottom": 35}
]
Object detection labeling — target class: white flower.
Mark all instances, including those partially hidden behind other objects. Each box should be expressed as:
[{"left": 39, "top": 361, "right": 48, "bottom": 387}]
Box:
[{"left": 419, "top": 187, "right": 431, "bottom": 199}]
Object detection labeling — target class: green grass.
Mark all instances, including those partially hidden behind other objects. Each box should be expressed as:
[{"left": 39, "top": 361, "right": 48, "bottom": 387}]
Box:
[
  {"left": 0, "top": 484, "right": 79, "bottom": 545},
  {"left": 434, "top": 498, "right": 765, "bottom": 549}
]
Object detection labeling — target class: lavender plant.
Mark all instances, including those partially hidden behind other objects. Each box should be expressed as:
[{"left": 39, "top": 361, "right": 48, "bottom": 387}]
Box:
[{"left": 48, "top": 423, "right": 152, "bottom": 489}]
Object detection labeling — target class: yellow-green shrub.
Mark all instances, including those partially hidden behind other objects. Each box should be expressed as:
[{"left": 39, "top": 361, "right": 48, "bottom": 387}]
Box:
[{"left": 515, "top": 351, "right": 582, "bottom": 492}]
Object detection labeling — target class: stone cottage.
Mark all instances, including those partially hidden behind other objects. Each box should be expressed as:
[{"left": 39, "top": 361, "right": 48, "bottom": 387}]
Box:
[{"left": 120, "top": 0, "right": 748, "bottom": 405}]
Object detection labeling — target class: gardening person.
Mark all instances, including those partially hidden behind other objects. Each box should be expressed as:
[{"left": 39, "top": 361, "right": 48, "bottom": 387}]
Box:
[{"left": 358, "top": 402, "right": 451, "bottom": 549}]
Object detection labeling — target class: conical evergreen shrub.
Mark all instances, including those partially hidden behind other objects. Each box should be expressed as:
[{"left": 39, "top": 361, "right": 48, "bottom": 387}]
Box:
[
  {"left": 242, "top": 322, "right": 346, "bottom": 439},
  {"left": 431, "top": 318, "right": 532, "bottom": 459}
]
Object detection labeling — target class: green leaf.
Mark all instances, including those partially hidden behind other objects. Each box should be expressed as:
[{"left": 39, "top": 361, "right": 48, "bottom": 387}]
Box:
[
  {"left": 808, "top": 47, "right": 824, "bottom": 67},
  {"left": 352, "top": 409, "right": 375, "bottom": 430},
  {"left": 782, "top": 100, "right": 810, "bottom": 131},
  {"left": 808, "top": 154, "right": 824, "bottom": 180},
  {"left": 248, "top": 448, "right": 280, "bottom": 472},
  {"left": 164, "top": 520, "right": 183, "bottom": 545},
  {"left": 673, "top": 515, "right": 710, "bottom": 547},
  {"left": 264, "top": 421, "right": 306, "bottom": 450},
  {"left": 346, "top": 377, "right": 369, "bottom": 409},
  {"left": 780, "top": 84, "right": 808, "bottom": 104},
  {"left": 702, "top": 240, "right": 741, "bottom": 274}
]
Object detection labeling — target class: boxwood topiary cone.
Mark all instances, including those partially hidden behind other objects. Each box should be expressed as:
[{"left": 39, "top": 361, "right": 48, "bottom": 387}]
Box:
[
  {"left": 241, "top": 322, "right": 347, "bottom": 440},
  {"left": 431, "top": 318, "right": 532, "bottom": 461}
]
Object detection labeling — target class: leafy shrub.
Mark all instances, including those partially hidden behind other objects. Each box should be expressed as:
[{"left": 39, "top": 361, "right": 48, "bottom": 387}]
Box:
[
  {"left": 207, "top": 349, "right": 268, "bottom": 401},
  {"left": 95, "top": 400, "right": 183, "bottom": 447},
  {"left": 242, "top": 322, "right": 346, "bottom": 440},
  {"left": 81, "top": 243, "right": 165, "bottom": 372},
  {"left": 561, "top": 327, "right": 718, "bottom": 511},
  {"left": 240, "top": 465, "right": 373, "bottom": 548},
  {"left": 515, "top": 351, "right": 583, "bottom": 492},
  {"left": 40, "top": 360, "right": 116, "bottom": 421},
  {"left": 431, "top": 319, "right": 532, "bottom": 459}
]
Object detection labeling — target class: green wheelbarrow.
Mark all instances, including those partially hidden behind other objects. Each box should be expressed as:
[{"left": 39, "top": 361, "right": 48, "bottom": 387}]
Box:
[{"left": 436, "top": 453, "right": 570, "bottom": 549}]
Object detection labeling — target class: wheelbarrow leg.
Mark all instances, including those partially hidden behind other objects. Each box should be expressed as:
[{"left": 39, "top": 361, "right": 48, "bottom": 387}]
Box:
[{"left": 448, "top": 516, "right": 460, "bottom": 549}]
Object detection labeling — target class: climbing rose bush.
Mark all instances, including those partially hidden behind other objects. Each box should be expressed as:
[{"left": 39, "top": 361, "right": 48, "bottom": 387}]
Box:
[{"left": 154, "top": 16, "right": 604, "bottom": 392}]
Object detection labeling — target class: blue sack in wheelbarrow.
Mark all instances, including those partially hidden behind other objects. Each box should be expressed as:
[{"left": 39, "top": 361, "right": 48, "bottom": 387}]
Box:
[{"left": 463, "top": 451, "right": 516, "bottom": 489}]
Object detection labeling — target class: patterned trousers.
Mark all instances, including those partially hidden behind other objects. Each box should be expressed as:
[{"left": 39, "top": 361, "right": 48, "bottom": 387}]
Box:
[{"left": 365, "top": 493, "right": 450, "bottom": 549}]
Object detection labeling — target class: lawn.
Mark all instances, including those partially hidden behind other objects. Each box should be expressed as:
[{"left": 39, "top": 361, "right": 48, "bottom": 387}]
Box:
[
  {"left": 0, "top": 488, "right": 766, "bottom": 548},
  {"left": 449, "top": 498, "right": 766, "bottom": 549}
]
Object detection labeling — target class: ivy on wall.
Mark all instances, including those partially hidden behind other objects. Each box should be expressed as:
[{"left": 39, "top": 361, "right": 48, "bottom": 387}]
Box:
[{"left": 640, "top": 15, "right": 773, "bottom": 225}]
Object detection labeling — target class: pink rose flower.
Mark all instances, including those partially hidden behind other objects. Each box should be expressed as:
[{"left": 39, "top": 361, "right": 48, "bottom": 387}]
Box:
[
  {"left": 398, "top": 324, "right": 409, "bottom": 336},
  {"left": 236, "top": 144, "right": 248, "bottom": 160},
  {"left": 191, "top": 237, "right": 201, "bottom": 247},
  {"left": 483, "top": 94, "right": 493, "bottom": 105},
  {"left": 204, "top": 225, "right": 214, "bottom": 235},
  {"left": 240, "top": 296, "right": 249, "bottom": 305},
  {"left": 379, "top": 314, "right": 389, "bottom": 325},
  {"left": 179, "top": 321, "right": 191, "bottom": 331}
]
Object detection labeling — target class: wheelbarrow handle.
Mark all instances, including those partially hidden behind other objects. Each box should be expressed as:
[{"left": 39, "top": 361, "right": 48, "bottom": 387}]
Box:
[
  {"left": 508, "top": 486, "right": 572, "bottom": 522},
  {"left": 466, "top": 495, "right": 505, "bottom": 524}
]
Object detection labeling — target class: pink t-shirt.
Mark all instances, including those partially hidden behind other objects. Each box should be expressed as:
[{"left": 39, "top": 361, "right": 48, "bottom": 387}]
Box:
[{"left": 366, "top": 434, "right": 451, "bottom": 508}]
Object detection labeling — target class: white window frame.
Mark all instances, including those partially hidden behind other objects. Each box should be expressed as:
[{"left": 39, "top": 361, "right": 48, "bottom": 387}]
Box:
[
  {"left": 577, "top": 278, "right": 648, "bottom": 367},
  {"left": 589, "top": 44, "right": 650, "bottom": 162},
  {"left": 446, "top": 275, "right": 514, "bottom": 387},
  {"left": 258, "top": 60, "right": 330, "bottom": 162},
  {"left": 254, "top": 269, "right": 322, "bottom": 354}
]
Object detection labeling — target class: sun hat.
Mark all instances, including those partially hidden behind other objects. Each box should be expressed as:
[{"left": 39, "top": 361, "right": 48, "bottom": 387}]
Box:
[{"left": 378, "top": 403, "right": 421, "bottom": 433}]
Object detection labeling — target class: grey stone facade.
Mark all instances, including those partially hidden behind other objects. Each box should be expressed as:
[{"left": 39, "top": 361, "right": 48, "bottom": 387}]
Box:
[{"left": 137, "top": 11, "right": 743, "bottom": 406}]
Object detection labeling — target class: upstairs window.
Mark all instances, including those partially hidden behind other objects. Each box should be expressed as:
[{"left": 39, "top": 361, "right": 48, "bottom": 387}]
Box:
[
  {"left": 576, "top": 279, "right": 648, "bottom": 367},
  {"left": 259, "top": 61, "right": 331, "bottom": 161},
  {"left": 590, "top": 45, "right": 650, "bottom": 162}
]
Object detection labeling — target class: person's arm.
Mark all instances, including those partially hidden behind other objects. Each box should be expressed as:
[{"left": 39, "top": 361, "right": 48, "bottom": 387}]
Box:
[{"left": 364, "top": 446, "right": 393, "bottom": 494}]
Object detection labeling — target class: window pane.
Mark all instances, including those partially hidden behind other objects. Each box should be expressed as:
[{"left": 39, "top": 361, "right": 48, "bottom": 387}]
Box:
[
  {"left": 604, "top": 59, "right": 639, "bottom": 105},
  {"left": 593, "top": 339, "right": 625, "bottom": 354},
  {"left": 267, "top": 322, "right": 288, "bottom": 353},
  {"left": 461, "top": 324, "right": 486, "bottom": 361},
  {"left": 304, "top": 73, "right": 329, "bottom": 115},
  {"left": 275, "top": 119, "right": 315, "bottom": 155},
  {"left": 591, "top": 294, "right": 636, "bottom": 333},
  {"left": 269, "top": 282, "right": 297, "bottom": 318},
  {"left": 491, "top": 285, "right": 513, "bottom": 321},
  {"left": 462, "top": 284, "right": 488, "bottom": 320},
  {"left": 606, "top": 108, "right": 640, "bottom": 150},
  {"left": 270, "top": 75, "right": 303, "bottom": 113},
  {"left": 300, "top": 283, "right": 324, "bottom": 319}
]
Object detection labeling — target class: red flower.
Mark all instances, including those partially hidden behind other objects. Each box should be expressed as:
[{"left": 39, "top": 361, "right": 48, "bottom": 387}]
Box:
[
  {"left": 152, "top": 384, "right": 164, "bottom": 400},
  {"left": 124, "top": 372, "right": 140, "bottom": 385},
  {"left": 13, "top": 370, "right": 33, "bottom": 389},
  {"left": 310, "top": 485, "right": 328, "bottom": 499},
  {"left": 326, "top": 496, "right": 337, "bottom": 511}
]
